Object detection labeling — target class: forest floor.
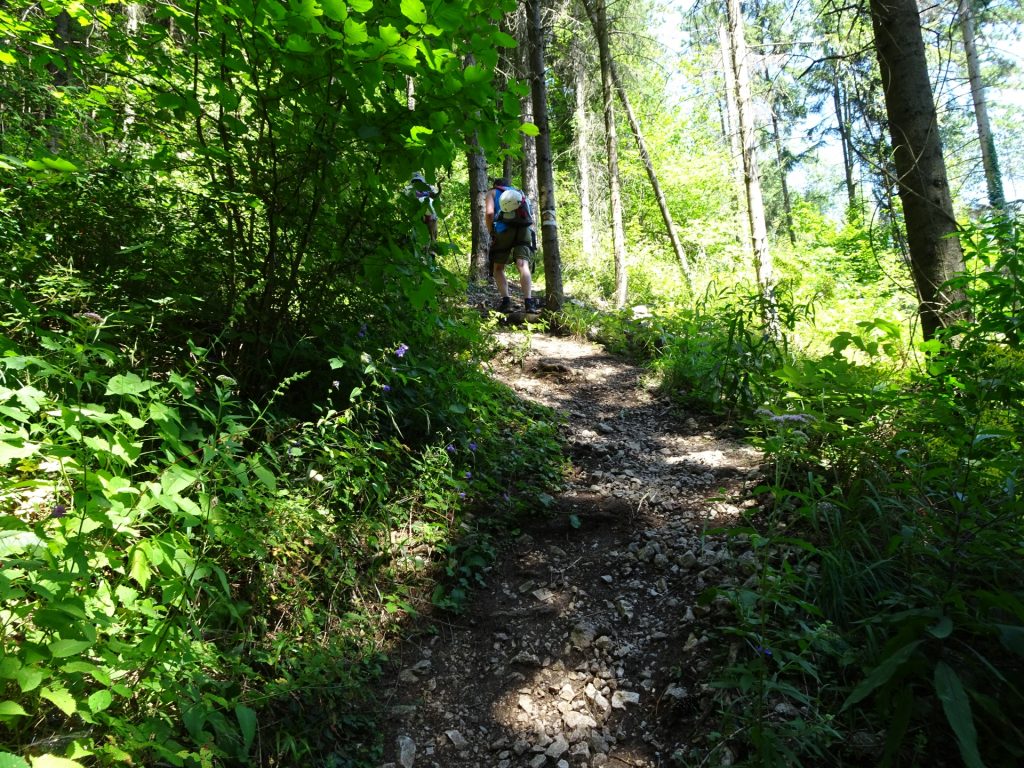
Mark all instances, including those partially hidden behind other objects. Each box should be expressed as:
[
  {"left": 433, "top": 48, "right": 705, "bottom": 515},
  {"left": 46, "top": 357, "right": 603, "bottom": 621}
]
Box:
[{"left": 374, "top": 317, "right": 765, "bottom": 768}]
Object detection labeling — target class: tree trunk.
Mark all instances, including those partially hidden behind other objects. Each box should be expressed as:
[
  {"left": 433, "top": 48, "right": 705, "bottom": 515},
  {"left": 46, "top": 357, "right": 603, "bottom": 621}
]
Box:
[
  {"left": 869, "top": 0, "right": 967, "bottom": 340},
  {"left": 726, "top": 0, "right": 774, "bottom": 316},
  {"left": 467, "top": 137, "right": 491, "bottom": 283},
  {"left": 527, "top": 0, "right": 564, "bottom": 310},
  {"left": 769, "top": 105, "right": 796, "bottom": 246},
  {"left": 582, "top": 0, "right": 691, "bottom": 285},
  {"left": 591, "top": 0, "right": 627, "bottom": 309},
  {"left": 517, "top": 26, "right": 540, "bottom": 210},
  {"left": 959, "top": 0, "right": 1005, "bottom": 210},
  {"left": 719, "top": 23, "right": 750, "bottom": 251},
  {"left": 831, "top": 66, "right": 857, "bottom": 212},
  {"left": 574, "top": 33, "right": 595, "bottom": 261}
]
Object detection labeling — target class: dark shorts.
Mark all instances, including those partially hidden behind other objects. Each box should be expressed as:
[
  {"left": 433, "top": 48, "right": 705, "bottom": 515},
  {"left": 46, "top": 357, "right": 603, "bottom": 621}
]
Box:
[{"left": 491, "top": 244, "right": 533, "bottom": 266}]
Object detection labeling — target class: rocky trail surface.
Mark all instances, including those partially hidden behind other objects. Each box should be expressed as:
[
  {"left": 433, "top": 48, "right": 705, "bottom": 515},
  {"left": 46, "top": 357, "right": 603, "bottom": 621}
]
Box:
[{"left": 377, "top": 329, "right": 764, "bottom": 768}]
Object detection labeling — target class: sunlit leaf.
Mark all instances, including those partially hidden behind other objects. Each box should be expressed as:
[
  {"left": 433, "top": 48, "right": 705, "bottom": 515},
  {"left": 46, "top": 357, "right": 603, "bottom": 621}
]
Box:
[
  {"left": 399, "top": 0, "right": 426, "bottom": 23},
  {"left": 39, "top": 686, "right": 77, "bottom": 716}
]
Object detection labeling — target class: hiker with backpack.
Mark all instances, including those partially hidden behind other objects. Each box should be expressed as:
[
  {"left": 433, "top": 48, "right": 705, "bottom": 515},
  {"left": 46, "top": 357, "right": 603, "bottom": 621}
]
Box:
[{"left": 486, "top": 177, "right": 541, "bottom": 313}]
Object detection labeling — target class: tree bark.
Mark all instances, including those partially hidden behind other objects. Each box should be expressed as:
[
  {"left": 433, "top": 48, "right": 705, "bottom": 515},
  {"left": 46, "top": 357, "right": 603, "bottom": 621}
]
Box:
[
  {"left": 526, "top": 0, "right": 564, "bottom": 310},
  {"left": 517, "top": 23, "right": 540, "bottom": 210},
  {"left": 726, "top": 0, "right": 775, "bottom": 315},
  {"left": 958, "top": 0, "right": 1005, "bottom": 210},
  {"left": 869, "top": 0, "right": 968, "bottom": 340},
  {"left": 581, "top": 0, "right": 691, "bottom": 285},
  {"left": 769, "top": 103, "right": 796, "bottom": 246},
  {"left": 573, "top": 31, "right": 595, "bottom": 261},
  {"left": 719, "top": 23, "right": 750, "bottom": 251},
  {"left": 591, "top": 0, "right": 627, "bottom": 308},
  {"left": 467, "top": 136, "right": 491, "bottom": 283},
  {"left": 831, "top": 65, "right": 857, "bottom": 212}
]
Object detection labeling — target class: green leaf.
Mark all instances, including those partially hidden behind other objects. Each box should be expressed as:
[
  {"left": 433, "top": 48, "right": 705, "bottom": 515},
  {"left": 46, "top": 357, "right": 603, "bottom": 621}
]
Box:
[
  {"left": 399, "top": 0, "right": 426, "bottom": 23},
  {"left": 518, "top": 121, "right": 539, "bottom": 137},
  {"left": 928, "top": 616, "right": 953, "bottom": 639},
  {"left": 320, "top": 0, "right": 346, "bottom": 19},
  {"left": 0, "top": 701, "right": 29, "bottom": 718},
  {"left": 16, "top": 666, "right": 44, "bottom": 693},
  {"left": 129, "top": 547, "right": 150, "bottom": 589},
  {"left": 842, "top": 640, "right": 923, "bottom": 710},
  {"left": 105, "top": 373, "right": 157, "bottom": 396},
  {"left": 236, "top": 703, "right": 258, "bottom": 752},
  {"left": 0, "top": 752, "right": 30, "bottom": 768},
  {"left": 48, "top": 639, "right": 92, "bottom": 659},
  {"left": 87, "top": 689, "right": 112, "bottom": 713},
  {"left": 40, "top": 157, "right": 78, "bottom": 173},
  {"left": 39, "top": 686, "right": 77, "bottom": 716},
  {"left": 30, "top": 757, "right": 85, "bottom": 768},
  {"left": 934, "top": 662, "right": 986, "bottom": 768},
  {"left": 285, "top": 34, "right": 313, "bottom": 53},
  {"left": 0, "top": 530, "right": 44, "bottom": 558},
  {"left": 463, "top": 64, "right": 488, "bottom": 83},
  {"left": 344, "top": 17, "right": 368, "bottom": 43},
  {"left": 250, "top": 459, "right": 277, "bottom": 492},
  {"left": 349, "top": 0, "right": 372, "bottom": 9},
  {"left": 0, "top": 436, "right": 39, "bottom": 466},
  {"left": 0, "top": 51, "right": 18, "bottom": 66}
]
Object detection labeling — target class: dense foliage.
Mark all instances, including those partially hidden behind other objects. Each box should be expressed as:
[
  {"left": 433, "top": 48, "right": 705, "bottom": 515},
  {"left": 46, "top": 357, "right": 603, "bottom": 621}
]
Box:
[
  {"left": 2, "top": 0, "right": 1023, "bottom": 764},
  {"left": 0, "top": 0, "right": 567, "bottom": 765}
]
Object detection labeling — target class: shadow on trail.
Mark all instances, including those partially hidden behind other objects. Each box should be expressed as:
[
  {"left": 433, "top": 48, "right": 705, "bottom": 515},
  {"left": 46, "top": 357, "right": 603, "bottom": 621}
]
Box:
[{"left": 365, "top": 332, "right": 756, "bottom": 768}]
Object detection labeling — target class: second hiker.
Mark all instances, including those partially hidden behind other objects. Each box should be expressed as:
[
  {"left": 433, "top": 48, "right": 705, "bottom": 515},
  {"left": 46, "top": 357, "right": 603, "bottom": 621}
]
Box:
[{"left": 486, "top": 177, "right": 541, "bottom": 313}]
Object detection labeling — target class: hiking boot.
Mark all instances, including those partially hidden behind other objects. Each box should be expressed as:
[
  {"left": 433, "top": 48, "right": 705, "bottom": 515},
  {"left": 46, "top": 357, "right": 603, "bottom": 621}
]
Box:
[
  {"left": 496, "top": 296, "right": 512, "bottom": 312},
  {"left": 525, "top": 297, "right": 542, "bottom": 313}
]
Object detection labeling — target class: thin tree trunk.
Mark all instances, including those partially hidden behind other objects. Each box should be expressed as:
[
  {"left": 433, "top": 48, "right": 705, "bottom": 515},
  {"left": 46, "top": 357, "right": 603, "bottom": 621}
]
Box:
[
  {"left": 869, "top": 0, "right": 967, "bottom": 340},
  {"left": 726, "top": 0, "right": 775, "bottom": 317},
  {"left": 592, "top": 0, "right": 627, "bottom": 308},
  {"left": 574, "top": 33, "right": 595, "bottom": 261},
  {"left": 527, "top": 0, "right": 563, "bottom": 310},
  {"left": 517, "top": 24, "right": 540, "bottom": 208},
  {"left": 769, "top": 107, "right": 796, "bottom": 245},
  {"left": 959, "top": 0, "right": 1005, "bottom": 210},
  {"left": 831, "top": 68, "right": 857, "bottom": 212},
  {"left": 467, "top": 136, "right": 490, "bottom": 283},
  {"left": 582, "top": 0, "right": 691, "bottom": 285},
  {"left": 719, "top": 23, "right": 750, "bottom": 251}
]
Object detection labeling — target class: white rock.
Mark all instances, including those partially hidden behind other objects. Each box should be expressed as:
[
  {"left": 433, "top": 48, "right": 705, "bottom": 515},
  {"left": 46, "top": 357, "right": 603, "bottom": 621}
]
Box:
[
  {"left": 445, "top": 729, "right": 467, "bottom": 748},
  {"left": 397, "top": 735, "right": 416, "bottom": 768},
  {"left": 610, "top": 690, "right": 640, "bottom": 709},
  {"left": 545, "top": 735, "right": 570, "bottom": 758}
]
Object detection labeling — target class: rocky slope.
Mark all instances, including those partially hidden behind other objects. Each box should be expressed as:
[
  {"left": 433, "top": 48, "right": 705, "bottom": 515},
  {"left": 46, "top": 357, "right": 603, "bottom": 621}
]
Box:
[{"left": 376, "top": 329, "right": 763, "bottom": 768}]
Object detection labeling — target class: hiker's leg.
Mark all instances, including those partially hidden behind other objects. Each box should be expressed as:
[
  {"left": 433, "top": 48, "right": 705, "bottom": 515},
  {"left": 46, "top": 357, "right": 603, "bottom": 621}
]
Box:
[
  {"left": 493, "top": 259, "right": 509, "bottom": 297},
  {"left": 515, "top": 255, "right": 532, "bottom": 299}
]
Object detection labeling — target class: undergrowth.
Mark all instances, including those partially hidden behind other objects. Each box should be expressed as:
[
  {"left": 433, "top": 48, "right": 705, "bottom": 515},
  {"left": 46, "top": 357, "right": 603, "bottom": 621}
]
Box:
[
  {"left": 0, "top": 276, "right": 564, "bottom": 766},
  {"left": 591, "top": 213, "right": 1024, "bottom": 767}
]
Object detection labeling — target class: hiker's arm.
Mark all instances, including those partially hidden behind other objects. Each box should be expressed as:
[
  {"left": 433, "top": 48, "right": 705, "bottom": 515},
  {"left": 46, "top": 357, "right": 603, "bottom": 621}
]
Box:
[{"left": 484, "top": 189, "right": 495, "bottom": 232}]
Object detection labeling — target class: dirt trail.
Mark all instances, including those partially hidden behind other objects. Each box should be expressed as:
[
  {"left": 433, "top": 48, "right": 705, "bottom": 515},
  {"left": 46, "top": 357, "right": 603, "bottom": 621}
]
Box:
[{"left": 376, "top": 330, "right": 762, "bottom": 768}]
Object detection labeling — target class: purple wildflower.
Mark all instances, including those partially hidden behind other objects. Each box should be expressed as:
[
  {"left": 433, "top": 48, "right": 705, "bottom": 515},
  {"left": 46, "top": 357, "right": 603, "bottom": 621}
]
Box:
[
  {"left": 395, "top": 343, "right": 409, "bottom": 358},
  {"left": 382, "top": 384, "right": 392, "bottom": 393},
  {"left": 51, "top": 504, "right": 67, "bottom": 519},
  {"left": 755, "top": 645, "right": 773, "bottom": 658},
  {"left": 464, "top": 471, "right": 472, "bottom": 480},
  {"left": 358, "top": 323, "right": 367, "bottom": 338},
  {"left": 459, "top": 492, "right": 466, "bottom": 499},
  {"left": 445, "top": 444, "right": 456, "bottom": 454},
  {"left": 468, "top": 442, "right": 477, "bottom": 452}
]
